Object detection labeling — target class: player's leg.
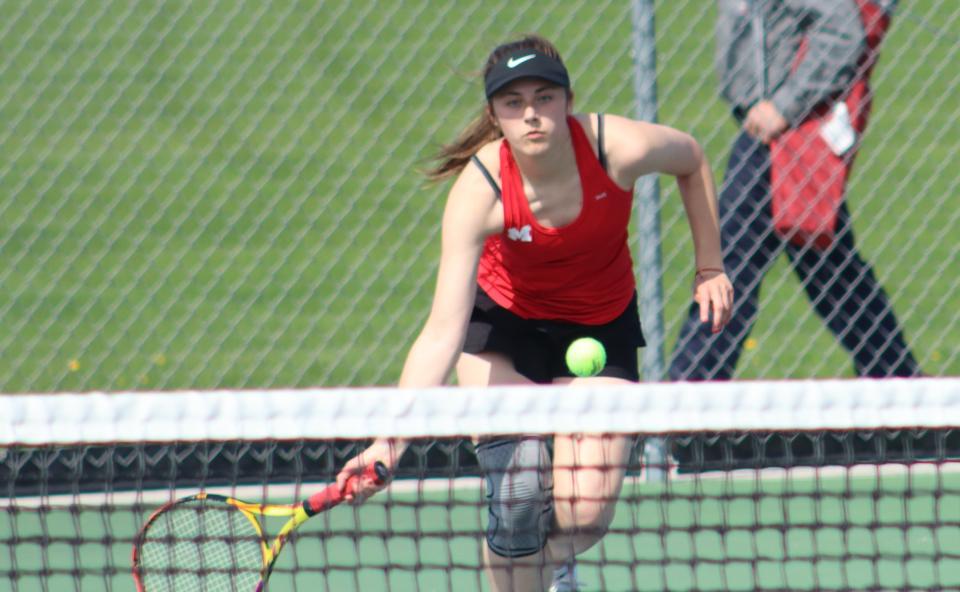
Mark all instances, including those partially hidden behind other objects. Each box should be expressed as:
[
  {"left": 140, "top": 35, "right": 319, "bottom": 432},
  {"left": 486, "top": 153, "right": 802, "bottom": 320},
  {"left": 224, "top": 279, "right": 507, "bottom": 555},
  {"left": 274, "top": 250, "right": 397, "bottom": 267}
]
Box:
[
  {"left": 456, "top": 350, "right": 540, "bottom": 386},
  {"left": 468, "top": 374, "right": 633, "bottom": 592},
  {"left": 460, "top": 284, "right": 566, "bottom": 591},
  {"left": 458, "top": 352, "right": 557, "bottom": 591},
  {"left": 669, "top": 132, "right": 783, "bottom": 380},
  {"left": 542, "top": 318, "right": 643, "bottom": 590},
  {"left": 545, "top": 376, "right": 633, "bottom": 564},
  {"left": 785, "top": 202, "right": 921, "bottom": 376}
]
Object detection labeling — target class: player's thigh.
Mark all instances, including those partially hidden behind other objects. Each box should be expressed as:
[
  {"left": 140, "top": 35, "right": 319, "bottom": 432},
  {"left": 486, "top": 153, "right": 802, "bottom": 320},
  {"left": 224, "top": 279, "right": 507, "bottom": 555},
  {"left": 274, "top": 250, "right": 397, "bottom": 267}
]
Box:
[
  {"left": 456, "top": 351, "right": 535, "bottom": 387},
  {"left": 550, "top": 377, "right": 634, "bottom": 520}
]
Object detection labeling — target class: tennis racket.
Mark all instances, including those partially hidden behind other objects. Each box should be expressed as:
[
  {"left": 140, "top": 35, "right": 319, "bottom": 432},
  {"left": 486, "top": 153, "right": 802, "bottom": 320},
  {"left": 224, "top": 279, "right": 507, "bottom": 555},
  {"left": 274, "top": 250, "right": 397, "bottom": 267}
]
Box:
[{"left": 132, "top": 461, "right": 388, "bottom": 591}]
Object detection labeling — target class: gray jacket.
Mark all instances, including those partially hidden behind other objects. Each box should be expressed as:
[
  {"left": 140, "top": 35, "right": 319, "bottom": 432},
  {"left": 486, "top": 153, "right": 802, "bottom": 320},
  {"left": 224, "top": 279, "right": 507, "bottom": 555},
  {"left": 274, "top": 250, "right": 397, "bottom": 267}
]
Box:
[{"left": 715, "top": 0, "right": 896, "bottom": 125}]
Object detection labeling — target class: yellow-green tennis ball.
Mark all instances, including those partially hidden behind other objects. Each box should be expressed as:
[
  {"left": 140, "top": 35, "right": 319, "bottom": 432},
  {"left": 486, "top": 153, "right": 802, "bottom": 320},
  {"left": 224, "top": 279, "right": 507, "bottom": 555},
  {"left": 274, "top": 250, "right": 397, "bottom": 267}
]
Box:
[{"left": 565, "top": 337, "right": 606, "bottom": 377}]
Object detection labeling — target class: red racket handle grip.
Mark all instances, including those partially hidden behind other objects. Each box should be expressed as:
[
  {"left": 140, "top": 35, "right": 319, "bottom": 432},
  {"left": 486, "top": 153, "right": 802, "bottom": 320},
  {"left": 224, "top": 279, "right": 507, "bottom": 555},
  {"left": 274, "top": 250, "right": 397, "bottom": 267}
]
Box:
[{"left": 303, "top": 461, "right": 388, "bottom": 516}]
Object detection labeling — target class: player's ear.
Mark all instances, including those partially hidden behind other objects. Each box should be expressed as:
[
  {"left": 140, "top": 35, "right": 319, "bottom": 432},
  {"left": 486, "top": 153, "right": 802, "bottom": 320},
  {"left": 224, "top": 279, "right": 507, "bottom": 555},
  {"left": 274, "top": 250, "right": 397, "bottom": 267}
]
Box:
[
  {"left": 566, "top": 89, "right": 575, "bottom": 114},
  {"left": 486, "top": 104, "right": 500, "bottom": 131}
]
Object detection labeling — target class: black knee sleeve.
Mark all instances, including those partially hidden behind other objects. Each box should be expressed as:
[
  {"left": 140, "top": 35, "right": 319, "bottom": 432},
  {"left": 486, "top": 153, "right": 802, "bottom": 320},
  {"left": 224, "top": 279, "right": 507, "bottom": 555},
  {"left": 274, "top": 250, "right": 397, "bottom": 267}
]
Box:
[{"left": 475, "top": 437, "right": 554, "bottom": 558}]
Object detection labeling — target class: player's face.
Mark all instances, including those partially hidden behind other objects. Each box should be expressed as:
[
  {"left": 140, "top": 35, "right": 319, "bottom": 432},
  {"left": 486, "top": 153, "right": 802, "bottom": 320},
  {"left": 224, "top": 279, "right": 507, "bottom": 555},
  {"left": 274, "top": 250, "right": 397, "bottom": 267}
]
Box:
[{"left": 489, "top": 79, "right": 572, "bottom": 156}]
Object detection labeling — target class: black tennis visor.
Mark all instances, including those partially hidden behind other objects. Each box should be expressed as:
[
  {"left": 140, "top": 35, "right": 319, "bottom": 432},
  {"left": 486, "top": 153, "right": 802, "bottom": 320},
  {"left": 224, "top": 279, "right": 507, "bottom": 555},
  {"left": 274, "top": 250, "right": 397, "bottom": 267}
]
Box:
[{"left": 484, "top": 51, "right": 570, "bottom": 99}]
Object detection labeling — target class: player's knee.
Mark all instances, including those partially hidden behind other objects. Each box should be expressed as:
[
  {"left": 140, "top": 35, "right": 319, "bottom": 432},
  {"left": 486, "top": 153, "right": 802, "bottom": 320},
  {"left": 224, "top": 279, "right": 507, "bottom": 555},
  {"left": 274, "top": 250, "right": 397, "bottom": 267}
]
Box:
[
  {"left": 554, "top": 500, "right": 614, "bottom": 553},
  {"left": 476, "top": 438, "right": 554, "bottom": 558},
  {"left": 555, "top": 498, "right": 616, "bottom": 546},
  {"left": 578, "top": 505, "right": 616, "bottom": 541}
]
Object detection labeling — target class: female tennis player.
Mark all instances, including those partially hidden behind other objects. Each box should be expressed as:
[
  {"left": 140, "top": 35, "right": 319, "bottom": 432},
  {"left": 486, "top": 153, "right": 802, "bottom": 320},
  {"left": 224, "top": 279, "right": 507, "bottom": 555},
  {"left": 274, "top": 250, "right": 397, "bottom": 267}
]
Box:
[{"left": 337, "top": 35, "right": 732, "bottom": 591}]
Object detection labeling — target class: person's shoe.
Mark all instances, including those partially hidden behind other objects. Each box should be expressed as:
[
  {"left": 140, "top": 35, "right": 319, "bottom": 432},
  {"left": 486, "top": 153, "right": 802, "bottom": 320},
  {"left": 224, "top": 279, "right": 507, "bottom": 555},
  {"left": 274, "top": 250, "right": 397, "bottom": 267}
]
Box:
[{"left": 548, "top": 560, "right": 581, "bottom": 592}]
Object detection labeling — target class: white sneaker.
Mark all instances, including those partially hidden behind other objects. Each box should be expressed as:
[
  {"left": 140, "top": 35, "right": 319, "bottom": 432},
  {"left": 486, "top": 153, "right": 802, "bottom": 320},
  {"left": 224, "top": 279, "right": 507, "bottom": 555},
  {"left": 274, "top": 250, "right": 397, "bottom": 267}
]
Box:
[{"left": 548, "top": 560, "right": 581, "bottom": 592}]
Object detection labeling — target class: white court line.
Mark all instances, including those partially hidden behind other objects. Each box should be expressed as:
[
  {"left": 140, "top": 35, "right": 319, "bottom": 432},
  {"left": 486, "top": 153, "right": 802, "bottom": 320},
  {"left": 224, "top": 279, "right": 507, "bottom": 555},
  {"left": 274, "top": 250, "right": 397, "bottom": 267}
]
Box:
[
  {"left": 2, "top": 477, "right": 486, "bottom": 509},
  {"left": 6, "top": 463, "right": 958, "bottom": 509}
]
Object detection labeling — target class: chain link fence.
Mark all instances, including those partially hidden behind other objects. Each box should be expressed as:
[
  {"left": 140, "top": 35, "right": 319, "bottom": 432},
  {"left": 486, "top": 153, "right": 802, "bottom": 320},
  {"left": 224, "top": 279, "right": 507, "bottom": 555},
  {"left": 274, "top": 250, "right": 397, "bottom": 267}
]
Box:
[{"left": 1, "top": 1, "right": 956, "bottom": 393}]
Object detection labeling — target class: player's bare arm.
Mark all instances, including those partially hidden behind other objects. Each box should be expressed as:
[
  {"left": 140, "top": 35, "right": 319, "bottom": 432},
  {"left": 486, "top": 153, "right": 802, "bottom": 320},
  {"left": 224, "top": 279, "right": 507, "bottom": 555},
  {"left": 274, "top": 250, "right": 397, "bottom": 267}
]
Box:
[
  {"left": 340, "top": 160, "right": 501, "bottom": 500},
  {"left": 603, "top": 114, "right": 733, "bottom": 332},
  {"left": 398, "top": 158, "right": 502, "bottom": 389}
]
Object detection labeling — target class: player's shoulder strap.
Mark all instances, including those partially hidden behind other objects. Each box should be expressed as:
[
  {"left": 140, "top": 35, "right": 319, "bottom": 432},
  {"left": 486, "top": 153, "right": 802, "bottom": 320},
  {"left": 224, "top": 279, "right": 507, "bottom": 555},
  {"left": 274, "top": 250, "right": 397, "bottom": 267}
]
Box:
[
  {"left": 470, "top": 155, "right": 501, "bottom": 200},
  {"left": 597, "top": 112, "right": 608, "bottom": 172}
]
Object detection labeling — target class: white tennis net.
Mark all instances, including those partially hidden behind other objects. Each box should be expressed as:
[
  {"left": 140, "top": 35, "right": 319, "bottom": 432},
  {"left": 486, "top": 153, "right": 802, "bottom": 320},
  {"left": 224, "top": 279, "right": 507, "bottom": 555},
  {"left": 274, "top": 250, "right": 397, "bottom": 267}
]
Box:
[{"left": 3, "top": 378, "right": 959, "bottom": 591}]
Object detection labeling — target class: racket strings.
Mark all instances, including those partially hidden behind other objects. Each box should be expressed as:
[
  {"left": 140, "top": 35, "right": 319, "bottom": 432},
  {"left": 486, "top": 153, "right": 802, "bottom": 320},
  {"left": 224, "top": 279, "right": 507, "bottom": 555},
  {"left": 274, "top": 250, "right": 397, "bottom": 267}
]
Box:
[{"left": 138, "top": 499, "right": 264, "bottom": 591}]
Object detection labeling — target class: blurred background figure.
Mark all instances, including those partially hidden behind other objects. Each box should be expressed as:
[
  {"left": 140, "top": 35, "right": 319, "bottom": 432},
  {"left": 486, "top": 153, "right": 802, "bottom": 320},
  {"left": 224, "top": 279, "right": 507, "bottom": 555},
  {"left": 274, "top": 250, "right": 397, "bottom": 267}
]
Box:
[{"left": 669, "top": 0, "right": 922, "bottom": 381}]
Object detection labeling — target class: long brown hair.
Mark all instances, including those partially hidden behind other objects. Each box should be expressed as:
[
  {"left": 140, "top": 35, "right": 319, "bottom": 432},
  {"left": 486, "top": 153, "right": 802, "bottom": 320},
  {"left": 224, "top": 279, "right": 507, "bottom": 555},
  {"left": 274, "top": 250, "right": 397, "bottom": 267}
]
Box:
[{"left": 425, "top": 35, "right": 568, "bottom": 181}]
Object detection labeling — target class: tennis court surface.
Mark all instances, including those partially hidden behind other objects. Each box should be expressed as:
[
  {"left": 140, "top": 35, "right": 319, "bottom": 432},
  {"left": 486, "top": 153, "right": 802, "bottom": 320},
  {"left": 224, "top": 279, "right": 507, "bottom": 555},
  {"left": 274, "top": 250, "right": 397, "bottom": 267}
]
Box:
[{"left": 4, "top": 379, "right": 960, "bottom": 590}]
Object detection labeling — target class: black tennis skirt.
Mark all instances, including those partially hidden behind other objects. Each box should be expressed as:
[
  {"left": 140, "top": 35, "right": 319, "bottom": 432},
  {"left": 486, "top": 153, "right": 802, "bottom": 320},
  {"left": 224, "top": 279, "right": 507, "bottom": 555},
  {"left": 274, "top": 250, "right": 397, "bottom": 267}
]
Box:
[{"left": 462, "top": 286, "right": 645, "bottom": 384}]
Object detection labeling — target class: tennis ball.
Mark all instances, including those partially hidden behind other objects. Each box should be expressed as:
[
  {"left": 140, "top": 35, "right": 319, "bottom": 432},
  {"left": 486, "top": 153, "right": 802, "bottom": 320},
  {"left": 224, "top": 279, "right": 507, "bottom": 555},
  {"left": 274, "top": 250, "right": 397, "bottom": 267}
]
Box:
[{"left": 565, "top": 337, "right": 606, "bottom": 377}]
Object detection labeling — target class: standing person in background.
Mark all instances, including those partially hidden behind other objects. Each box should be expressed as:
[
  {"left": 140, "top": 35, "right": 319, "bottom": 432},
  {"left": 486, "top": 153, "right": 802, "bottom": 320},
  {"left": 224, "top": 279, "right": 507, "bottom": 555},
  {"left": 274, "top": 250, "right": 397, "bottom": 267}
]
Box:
[
  {"left": 334, "top": 35, "right": 732, "bottom": 592},
  {"left": 670, "top": 0, "right": 922, "bottom": 381}
]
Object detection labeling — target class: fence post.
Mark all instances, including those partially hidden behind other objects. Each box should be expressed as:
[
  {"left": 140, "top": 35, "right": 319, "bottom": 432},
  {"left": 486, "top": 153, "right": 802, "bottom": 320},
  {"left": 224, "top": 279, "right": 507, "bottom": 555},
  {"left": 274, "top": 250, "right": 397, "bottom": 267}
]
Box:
[{"left": 630, "top": 0, "right": 668, "bottom": 483}]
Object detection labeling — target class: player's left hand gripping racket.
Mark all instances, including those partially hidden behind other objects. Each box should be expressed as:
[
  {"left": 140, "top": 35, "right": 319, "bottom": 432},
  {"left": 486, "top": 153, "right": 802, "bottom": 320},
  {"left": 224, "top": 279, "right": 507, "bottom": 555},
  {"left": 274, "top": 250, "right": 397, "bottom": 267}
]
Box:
[{"left": 132, "top": 461, "right": 388, "bottom": 591}]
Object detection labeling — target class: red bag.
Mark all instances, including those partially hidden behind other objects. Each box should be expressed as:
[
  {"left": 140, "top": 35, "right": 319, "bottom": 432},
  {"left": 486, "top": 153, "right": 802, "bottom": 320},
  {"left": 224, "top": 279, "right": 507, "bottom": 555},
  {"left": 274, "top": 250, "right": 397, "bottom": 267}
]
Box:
[{"left": 769, "top": 0, "right": 889, "bottom": 249}]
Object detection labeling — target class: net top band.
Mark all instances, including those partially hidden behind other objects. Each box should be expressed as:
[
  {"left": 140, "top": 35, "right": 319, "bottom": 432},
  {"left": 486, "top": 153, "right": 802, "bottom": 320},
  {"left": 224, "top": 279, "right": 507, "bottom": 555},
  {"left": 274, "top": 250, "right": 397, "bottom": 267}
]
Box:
[{"left": 2, "top": 379, "right": 958, "bottom": 445}]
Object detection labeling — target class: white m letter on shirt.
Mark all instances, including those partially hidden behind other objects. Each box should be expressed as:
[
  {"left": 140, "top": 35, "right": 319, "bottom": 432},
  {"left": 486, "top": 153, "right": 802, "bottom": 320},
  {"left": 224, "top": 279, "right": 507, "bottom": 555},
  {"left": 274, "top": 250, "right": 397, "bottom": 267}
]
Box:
[{"left": 507, "top": 224, "right": 532, "bottom": 242}]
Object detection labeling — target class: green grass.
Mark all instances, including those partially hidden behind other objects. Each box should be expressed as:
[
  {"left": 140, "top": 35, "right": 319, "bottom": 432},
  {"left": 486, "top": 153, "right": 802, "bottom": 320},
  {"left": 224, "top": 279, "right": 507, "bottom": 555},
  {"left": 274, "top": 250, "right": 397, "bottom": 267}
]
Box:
[
  {"left": 0, "top": 1, "right": 956, "bottom": 393},
  {"left": 6, "top": 470, "right": 960, "bottom": 591}
]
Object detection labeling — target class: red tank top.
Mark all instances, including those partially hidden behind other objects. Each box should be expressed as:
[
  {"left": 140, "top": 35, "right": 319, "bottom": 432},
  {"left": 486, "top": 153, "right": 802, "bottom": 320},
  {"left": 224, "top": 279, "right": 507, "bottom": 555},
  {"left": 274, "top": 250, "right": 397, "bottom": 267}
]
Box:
[{"left": 477, "top": 115, "right": 635, "bottom": 324}]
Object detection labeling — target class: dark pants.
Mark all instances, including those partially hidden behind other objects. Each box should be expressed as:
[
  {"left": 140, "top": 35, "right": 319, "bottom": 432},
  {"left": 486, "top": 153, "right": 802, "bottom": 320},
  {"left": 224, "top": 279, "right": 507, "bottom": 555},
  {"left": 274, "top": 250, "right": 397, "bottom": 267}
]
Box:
[{"left": 669, "top": 132, "right": 920, "bottom": 380}]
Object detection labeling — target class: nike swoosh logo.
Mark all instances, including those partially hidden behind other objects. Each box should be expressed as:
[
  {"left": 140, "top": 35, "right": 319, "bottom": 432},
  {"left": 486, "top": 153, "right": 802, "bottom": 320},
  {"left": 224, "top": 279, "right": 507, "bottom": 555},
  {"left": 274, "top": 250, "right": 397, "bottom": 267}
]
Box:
[{"left": 507, "top": 54, "right": 536, "bottom": 68}]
